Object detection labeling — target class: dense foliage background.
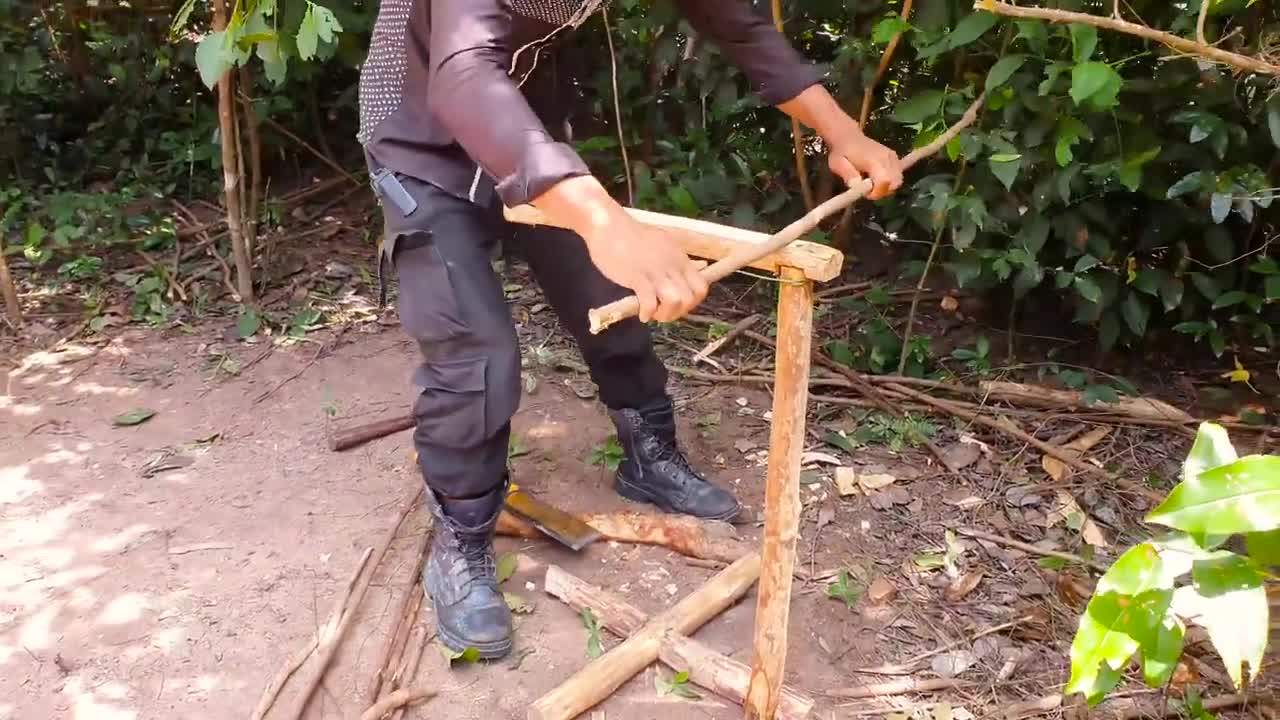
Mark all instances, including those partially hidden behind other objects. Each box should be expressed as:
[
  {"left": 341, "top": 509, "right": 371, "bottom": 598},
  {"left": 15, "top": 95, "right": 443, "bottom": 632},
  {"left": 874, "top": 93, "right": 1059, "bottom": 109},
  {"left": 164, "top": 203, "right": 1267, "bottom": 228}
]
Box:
[{"left": 2, "top": 0, "right": 1277, "bottom": 358}]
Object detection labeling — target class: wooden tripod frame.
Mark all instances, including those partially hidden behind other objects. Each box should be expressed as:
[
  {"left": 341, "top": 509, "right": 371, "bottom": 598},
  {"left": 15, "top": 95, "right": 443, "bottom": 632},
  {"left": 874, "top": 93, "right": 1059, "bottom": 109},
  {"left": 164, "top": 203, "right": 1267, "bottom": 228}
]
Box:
[{"left": 505, "top": 204, "right": 840, "bottom": 720}]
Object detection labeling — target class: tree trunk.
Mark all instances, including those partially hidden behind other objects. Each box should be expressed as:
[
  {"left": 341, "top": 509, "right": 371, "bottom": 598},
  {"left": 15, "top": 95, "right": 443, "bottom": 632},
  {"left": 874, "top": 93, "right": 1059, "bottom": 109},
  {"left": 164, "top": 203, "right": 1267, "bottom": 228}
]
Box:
[
  {"left": 212, "top": 0, "right": 254, "bottom": 303},
  {"left": 238, "top": 65, "right": 263, "bottom": 260},
  {"left": 0, "top": 235, "right": 21, "bottom": 326}
]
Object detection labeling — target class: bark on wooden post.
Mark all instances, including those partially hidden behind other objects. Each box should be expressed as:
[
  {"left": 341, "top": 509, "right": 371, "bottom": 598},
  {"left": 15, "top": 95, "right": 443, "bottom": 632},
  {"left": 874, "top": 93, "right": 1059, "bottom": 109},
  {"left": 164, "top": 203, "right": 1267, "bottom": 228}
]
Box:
[
  {"left": 0, "top": 235, "right": 21, "bottom": 326},
  {"left": 744, "top": 266, "right": 813, "bottom": 720},
  {"left": 211, "top": 0, "right": 254, "bottom": 304}
]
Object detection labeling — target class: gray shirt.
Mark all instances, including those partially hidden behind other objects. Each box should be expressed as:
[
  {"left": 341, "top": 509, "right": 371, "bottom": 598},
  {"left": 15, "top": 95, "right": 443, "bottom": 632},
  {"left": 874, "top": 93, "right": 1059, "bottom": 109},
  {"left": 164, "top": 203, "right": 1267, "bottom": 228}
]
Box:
[{"left": 357, "top": 0, "right": 824, "bottom": 208}]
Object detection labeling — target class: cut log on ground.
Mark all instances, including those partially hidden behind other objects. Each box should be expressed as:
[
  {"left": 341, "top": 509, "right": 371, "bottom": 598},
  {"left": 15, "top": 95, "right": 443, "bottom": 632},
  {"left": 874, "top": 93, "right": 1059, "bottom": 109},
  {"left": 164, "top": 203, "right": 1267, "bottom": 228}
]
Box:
[
  {"left": 496, "top": 509, "right": 749, "bottom": 564},
  {"left": 542, "top": 565, "right": 814, "bottom": 720},
  {"left": 978, "top": 380, "right": 1193, "bottom": 423},
  {"left": 528, "top": 552, "right": 762, "bottom": 720}
]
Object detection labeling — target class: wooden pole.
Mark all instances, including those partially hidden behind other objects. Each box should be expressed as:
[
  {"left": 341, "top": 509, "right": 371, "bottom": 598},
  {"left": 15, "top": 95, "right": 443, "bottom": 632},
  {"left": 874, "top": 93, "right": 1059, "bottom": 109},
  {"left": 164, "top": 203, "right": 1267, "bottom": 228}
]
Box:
[
  {"left": 542, "top": 565, "right": 814, "bottom": 720},
  {"left": 0, "top": 234, "right": 21, "bottom": 326},
  {"left": 528, "top": 552, "right": 762, "bottom": 720},
  {"left": 744, "top": 267, "right": 813, "bottom": 720},
  {"left": 211, "top": 0, "right": 253, "bottom": 303}
]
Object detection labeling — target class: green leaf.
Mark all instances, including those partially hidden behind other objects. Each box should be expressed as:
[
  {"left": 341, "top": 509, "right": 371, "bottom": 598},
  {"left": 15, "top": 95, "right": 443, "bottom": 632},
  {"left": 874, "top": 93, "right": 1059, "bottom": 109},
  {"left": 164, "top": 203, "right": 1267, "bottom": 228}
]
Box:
[
  {"left": 988, "top": 154, "right": 1022, "bottom": 190},
  {"left": 196, "top": 31, "right": 232, "bottom": 89},
  {"left": 169, "top": 0, "right": 197, "bottom": 41},
  {"left": 1014, "top": 20, "right": 1049, "bottom": 53},
  {"left": 1182, "top": 423, "right": 1239, "bottom": 485},
  {"left": 1191, "top": 272, "right": 1221, "bottom": 302},
  {"left": 828, "top": 340, "right": 855, "bottom": 367},
  {"left": 1070, "top": 62, "right": 1115, "bottom": 106},
  {"left": 1074, "top": 255, "right": 1100, "bottom": 273},
  {"left": 438, "top": 644, "right": 482, "bottom": 663},
  {"left": 1147, "top": 456, "right": 1280, "bottom": 536},
  {"left": 986, "top": 55, "right": 1028, "bottom": 89},
  {"left": 823, "top": 431, "right": 857, "bottom": 454},
  {"left": 1138, "top": 614, "right": 1185, "bottom": 688},
  {"left": 1210, "top": 193, "right": 1232, "bottom": 224},
  {"left": 1075, "top": 275, "right": 1102, "bottom": 304},
  {"left": 1070, "top": 23, "right": 1099, "bottom": 62},
  {"left": 1265, "top": 275, "right": 1280, "bottom": 301},
  {"left": 946, "top": 11, "right": 998, "bottom": 49},
  {"left": 296, "top": 5, "right": 320, "bottom": 60},
  {"left": 1245, "top": 529, "right": 1280, "bottom": 565},
  {"left": 236, "top": 308, "right": 262, "bottom": 338},
  {"left": 1172, "top": 553, "right": 1269, "bottom": 689},
  {"left": 1122, "top": 293, "right": 1149, "bottom": 336},
  {"left": 1212, "top": 290, "right": 1248, "bottom": 309},
  {"left": 872, "top": 15, "right": 912, "bottom": 43},
  {"left": 113, "top": 408, "right": 157, "bottom": 426},
  {"left": 1066, "top": 544, "right": 1176, "bottom": 704},
  {"left": 893, "top": 90, "right": 946, "bottom": 124},
  {"left": 1159, "top": 275, "right": 1184, "bottom": 312},
  {"left": 1267, "top": 94, "right": 1280, "bottom": 149},
  {"left": 257, "top": 39, "right": 289, "bottom": 85},
  {"left": 826, "top": 570, "right": 863, "bottom": 610},
  {"left": 667, "top": 185, "right": 698, "bottom": 216},
  {"left": 1167, "top": 172, "right": 1207, "bottom": 199},
  {"left": 504, "top": 591, "right": 533, "bottom": 614},
  {"left": 496, "top": 552, "right": 519, "bottom": 585},
  {"left": 582, "top": 608, "right": 604, "bottom": 658},
  {"left": 1083, "top": 384, "right": 1119, "bottom": 406}
]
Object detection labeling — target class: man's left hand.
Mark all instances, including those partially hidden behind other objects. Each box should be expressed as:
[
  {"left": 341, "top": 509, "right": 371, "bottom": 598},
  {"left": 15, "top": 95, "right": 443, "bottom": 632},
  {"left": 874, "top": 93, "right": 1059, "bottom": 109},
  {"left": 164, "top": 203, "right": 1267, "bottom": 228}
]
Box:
[{"left": 827, "top": 129, "right": 904, "bottom": 201}]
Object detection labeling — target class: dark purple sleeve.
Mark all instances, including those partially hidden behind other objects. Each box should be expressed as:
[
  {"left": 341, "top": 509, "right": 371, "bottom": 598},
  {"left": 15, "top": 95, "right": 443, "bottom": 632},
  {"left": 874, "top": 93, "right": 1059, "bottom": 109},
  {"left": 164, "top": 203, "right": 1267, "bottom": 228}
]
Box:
[
  {"left": 426, "top": 0, "right": 591, "bottom": 206},
  {"left": 674, "top": 0, "right": 825, "bottom": 105}
]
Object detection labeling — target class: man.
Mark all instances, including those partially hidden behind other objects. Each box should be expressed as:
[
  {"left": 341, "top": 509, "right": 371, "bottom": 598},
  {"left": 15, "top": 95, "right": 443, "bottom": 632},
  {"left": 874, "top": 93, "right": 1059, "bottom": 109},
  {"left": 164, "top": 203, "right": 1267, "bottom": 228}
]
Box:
[{"left": 357, "top": 0, "right": 903, "bottom": 660}]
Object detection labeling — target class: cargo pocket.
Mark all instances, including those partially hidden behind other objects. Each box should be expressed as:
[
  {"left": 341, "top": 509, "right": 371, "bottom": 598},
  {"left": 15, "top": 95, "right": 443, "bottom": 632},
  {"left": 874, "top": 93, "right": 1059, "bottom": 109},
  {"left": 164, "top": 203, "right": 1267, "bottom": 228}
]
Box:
[
  {"left": 394, "top": 232, "right": 469, "bottom": 343},
  {"left": 415, "top": 355, "right": 489, "bottom": 448}
]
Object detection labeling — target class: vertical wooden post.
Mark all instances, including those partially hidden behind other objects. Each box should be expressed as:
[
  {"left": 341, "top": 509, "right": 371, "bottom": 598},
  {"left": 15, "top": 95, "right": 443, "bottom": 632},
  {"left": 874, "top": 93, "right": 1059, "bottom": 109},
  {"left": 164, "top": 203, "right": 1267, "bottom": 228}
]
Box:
[
  {"left": 745, "top": 266, "right": 813, "bottom": 720},
  {"left": 211, "top": 0, "right": 254, "bottom": 304}
]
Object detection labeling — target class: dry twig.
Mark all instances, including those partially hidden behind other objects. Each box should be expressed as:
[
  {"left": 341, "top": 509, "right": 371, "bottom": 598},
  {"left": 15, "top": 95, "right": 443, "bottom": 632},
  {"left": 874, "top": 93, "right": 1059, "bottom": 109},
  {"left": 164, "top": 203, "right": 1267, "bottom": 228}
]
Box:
[
  {"left": 358, "top": 687, "right": 436, "bottom": 720},
  {"left": 955, "top": 526, "right": 1109, "bottom": 572},
  {"left": 827, "top": 677, "right": 966, "bottom": 700}
]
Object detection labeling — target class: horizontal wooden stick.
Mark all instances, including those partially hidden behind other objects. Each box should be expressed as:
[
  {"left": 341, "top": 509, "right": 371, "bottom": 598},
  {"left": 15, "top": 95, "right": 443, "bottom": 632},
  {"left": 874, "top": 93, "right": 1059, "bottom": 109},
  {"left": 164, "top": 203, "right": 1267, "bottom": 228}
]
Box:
[
  {"left": 502, "top": 205, "right": 844, "bottom": 283},
  {"left": 826, "top": 677, "right": 966, "bottom": 699},
  {"left": 981, "top": 1, "right": 1280, "bottom": 76},
  {"left": 584, "top": 92, "right": 988, "bottom": 334},
  {"left": 496, "top": 509, "right": 749, "bottom": 563}
]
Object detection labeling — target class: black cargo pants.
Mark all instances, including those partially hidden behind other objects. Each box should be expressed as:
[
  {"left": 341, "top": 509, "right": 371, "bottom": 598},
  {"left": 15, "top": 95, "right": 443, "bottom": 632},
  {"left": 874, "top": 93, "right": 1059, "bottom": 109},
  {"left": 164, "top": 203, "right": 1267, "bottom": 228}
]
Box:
[{"left": 382, "top": 174, "right": 668, "bottom": 500}]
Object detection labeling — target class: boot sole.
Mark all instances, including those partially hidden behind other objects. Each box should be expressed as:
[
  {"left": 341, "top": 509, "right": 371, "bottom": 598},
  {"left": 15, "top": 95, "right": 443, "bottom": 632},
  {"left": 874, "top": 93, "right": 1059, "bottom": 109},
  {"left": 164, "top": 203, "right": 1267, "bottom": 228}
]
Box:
[
  {"left": 424, "top": 587, "right": 513, "bottom": 661},
  {"left": 615, "top": 474, "right": 742, "bottom": 523}
]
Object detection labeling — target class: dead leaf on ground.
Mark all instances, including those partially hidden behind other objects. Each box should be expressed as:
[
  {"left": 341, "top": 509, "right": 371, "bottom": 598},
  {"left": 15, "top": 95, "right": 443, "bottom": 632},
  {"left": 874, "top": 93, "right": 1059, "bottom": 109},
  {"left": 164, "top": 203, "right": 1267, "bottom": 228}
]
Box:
[
  {"left": 869, "top": 486, "right": 910, "bottom": 510},
  {"left": 858, "top": 471, "right": 897, "bottom": 493},
  {"left": 1046, "top": 491, "right": 1110, "bottom": 547},
  {"left": 943, "top": 488, "right": 987, "bottom": 509},
  {"left": 801, "top": 451, "right": 843, "bottom": 466},
  {"left": 734, "top": 438, "right": 757, "bottom": 454},
  {"left": 931, "top": 650, "right": 976, "bottom": 678},
  {"left": 1055, "top": 570, "right": 1095, "bottom": 609},
  {"left": 941, "top": 441, "right": 982, "bottom": 471},
  {"left": 945, "top": 571, "right": 984, "bottom": 602},
  {"left": 835, "top": 466, "right": 859, "bottom": 497},
  {"left": 504, "top": 592, "right": 534, "bottom": 614},
  {"left": 1042, "top": 426, "right": 1112, "bottom": 481},
  {"left": 867, "top": 576, "right": 898, "bottom": 604},
  {"left": 815, "top": 499, "right": 835, "bottom": 532},
  {"left": 941, "top": 295, "right": 960, "bottom": 312}
]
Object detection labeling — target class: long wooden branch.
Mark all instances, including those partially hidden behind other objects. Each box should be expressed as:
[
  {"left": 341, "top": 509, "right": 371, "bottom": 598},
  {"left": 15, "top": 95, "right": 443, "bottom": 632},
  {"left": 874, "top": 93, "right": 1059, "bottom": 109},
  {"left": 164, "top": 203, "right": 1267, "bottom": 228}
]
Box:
[
  {"left": 980, "top": 1, "right": 1280, "bottom": 76},
  {"left": 587, "top": 91, "right": 988, "bottom": 334}
]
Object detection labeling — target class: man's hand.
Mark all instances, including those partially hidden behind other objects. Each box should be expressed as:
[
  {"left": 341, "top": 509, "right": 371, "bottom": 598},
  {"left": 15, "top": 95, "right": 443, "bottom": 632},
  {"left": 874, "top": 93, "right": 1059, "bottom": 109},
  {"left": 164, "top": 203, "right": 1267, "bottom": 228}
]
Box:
[
  {"left": 827, "top": 128, "right": 904, "bottom": 200},
  {"left": 778, "top": 85, "right": 904, "bottom": 200},
  {"left": 581, "top": 218, "right": 709, "bottom": 323},
  {"left": 530, "top": 175, "right": 709, "bottom": 323}
]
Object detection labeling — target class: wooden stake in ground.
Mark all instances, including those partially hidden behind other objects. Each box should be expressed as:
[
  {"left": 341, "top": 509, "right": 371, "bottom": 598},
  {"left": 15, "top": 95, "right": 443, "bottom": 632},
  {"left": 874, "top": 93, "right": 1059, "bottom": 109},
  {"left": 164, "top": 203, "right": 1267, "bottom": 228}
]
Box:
[
  {"left": 528, "top": 552, "right": 762, "bottom": 720},
  {"left": 0, "top": 233, "right": 20, "bottom": 326},
  {"left": 744, "top": 268, "right": 813, "bottom": 720},
  {"left": 210, "top": 0, "right": 253, "bottom": 303}
]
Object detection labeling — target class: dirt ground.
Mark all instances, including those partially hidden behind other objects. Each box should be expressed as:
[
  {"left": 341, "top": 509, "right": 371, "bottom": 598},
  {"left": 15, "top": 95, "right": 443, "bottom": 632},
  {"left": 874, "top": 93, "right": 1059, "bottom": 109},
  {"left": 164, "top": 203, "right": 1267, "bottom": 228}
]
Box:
[{"left": 1, "top": 286, "right": 1268, "bottom": 720}]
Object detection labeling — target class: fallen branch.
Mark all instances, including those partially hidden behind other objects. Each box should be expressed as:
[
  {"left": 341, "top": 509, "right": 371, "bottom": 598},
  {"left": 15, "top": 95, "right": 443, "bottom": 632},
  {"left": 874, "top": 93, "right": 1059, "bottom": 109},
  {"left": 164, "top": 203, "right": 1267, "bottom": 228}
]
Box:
[
  {"left": 388, "top": 628, "right": 432, "bottom": 720},
  {"left": 692, "top": 313, "right": 761, "bottom": 366},
  {"left": 883, "top": 381, "right": 1164, "bottom": 501},
  {"left": 1113, "top": 692, "right": 1267, "bottom": 719},
  {"left": 358, "top": 687, "right": 436, "bottom": 720},
  {"left": 261, "top": 115, "right": 364, "bottom": 188},
  {"left": 250, "top": 546, "right": 374, "bottom": 720},
  {"left": 955, "top": 526, "right": 1109, "bottom": 572},
  {"left": 826, "top": 677, "right": 966, "bottom": 700},
  {"left": 587, "top": 92, "right": 988, "bottom": 333},
  {"left": 286, "top": 489, "right": 423, "bottom": 720},
  {"left": 365, "top": 525, "right": 432, "bottom": 706},
  {"left": 980, "top": 2, "right": 1280, "bottom": 76},
  {"left": 854, "top": 615, "right": 1033, "bottom": 675}
]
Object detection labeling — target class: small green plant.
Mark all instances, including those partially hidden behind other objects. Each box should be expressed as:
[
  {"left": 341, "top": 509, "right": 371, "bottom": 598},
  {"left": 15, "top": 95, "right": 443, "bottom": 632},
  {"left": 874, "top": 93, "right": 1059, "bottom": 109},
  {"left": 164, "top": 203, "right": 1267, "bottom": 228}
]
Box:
[
  {"left": 508, "top": 434, "right": 530, "bottom": 460},
  {"left": 853, "top": 412, "right": 938, "bottom": 453},
  {"left": 951, "top": 335, "right": 991, "bottom": 375},
  {"left": 825, "top": 570, "right": 863, "bottom": 610},
  {"left": 1066, "top": 423, "right": 1280, "bottom": 706},
  {"left": 588, "top": 436, "right": 625, "bottom": 472},
  {"left": 581, "top": 607, "right": 604, "bottom": 659},
  {"left": 438, "top": 644, "right": 481, "bottom": 664},
  {"left": 656, "top": 670, "right": 701, "bottom": 700},
  {"left": 288, "top": 306, "right": 323, "bottom": 337}
]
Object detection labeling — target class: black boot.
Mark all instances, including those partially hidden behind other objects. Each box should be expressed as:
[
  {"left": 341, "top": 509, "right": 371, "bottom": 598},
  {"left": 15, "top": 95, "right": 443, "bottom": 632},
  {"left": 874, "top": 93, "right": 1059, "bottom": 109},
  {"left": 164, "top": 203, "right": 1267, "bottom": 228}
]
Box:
[
  {"left": 609, "top": 397, "right": 742, "bottom": 522},
  {"left": 422, "top": 487, "right": 513, "bottom": 659}
]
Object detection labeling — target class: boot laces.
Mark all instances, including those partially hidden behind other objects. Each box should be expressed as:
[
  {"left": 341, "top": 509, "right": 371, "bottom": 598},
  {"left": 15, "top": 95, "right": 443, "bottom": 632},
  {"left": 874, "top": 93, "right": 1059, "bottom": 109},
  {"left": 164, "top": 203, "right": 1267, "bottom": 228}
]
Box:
[
  {"left": 455, "top": 531, "right": 498, "bottom": 589},
  {"left": 641, "top": 414, "right": 694, "bottom": 472}
]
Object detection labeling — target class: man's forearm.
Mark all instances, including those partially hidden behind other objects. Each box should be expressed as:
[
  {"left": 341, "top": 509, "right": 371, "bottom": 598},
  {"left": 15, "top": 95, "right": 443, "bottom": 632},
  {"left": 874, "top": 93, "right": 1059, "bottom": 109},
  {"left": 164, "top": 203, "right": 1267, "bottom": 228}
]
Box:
[
  {"left": 528, "top": 175, "right": 630, "bottom": 248},
  {"left": 777, "top": 85, "right": 864, "bottom": 144}
]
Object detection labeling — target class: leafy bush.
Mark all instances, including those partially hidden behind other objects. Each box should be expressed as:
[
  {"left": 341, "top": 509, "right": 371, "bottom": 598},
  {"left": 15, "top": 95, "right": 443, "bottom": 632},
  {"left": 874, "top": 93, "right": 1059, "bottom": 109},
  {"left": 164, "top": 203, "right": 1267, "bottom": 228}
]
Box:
[{"left": 1067, "top": 423, "right": 1279, "bottom": 705}]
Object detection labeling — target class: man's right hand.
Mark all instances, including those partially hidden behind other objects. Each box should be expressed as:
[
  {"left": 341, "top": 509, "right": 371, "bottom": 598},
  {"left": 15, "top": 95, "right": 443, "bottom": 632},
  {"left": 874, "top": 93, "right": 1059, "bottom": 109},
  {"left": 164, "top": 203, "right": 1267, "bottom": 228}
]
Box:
[{"left": 531, "top": 175, "right": 709, "bottom": 323}]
